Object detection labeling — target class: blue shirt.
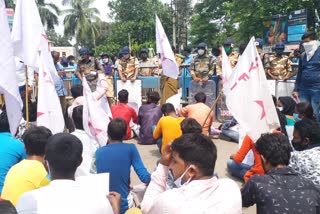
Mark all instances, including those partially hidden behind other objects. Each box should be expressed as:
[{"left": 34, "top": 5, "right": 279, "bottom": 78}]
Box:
[
  {"left": 183, "top": 54, "right": 193, "bottom": 65},
  {"left": 96, "top": 143, "right": 151, "bottom": 214},
  {"left": 0, "top": 132, "right": 26, "bottom": 193},
  {"left": 54, "top": 63, "right": 67, "bottom": 96}
]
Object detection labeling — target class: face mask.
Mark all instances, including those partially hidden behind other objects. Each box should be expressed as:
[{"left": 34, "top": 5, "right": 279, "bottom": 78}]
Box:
[
  {"left": 173, "top": 166, "right": 193, "bottom": 188},
  {"left": 275, "top": 49, "right": 284, "bottom": 55},
  {"left": 102, "top": 58, "right": 109, "bottom": 64},
  {"left": 291, "top": 139, "right": 307, "bottom": 151},
  {"left": 293, "top": 113, "right": 302, "bottom": 122},
  {"left": 278, "top": 107, "right": 283, "bottom": 111},
  {"left": 70, "top": 60, "right": 75, "bottom": 65},
  {"left": 141, "top": 55, "right": 147, "bottom": 61},
  {"left": 123, "top": 54, "right": 130, "bottom": 60},
  {"left": 46, "top": 160, "right": 52, "bottom": 180},
  {"left": 198, "top": 49, "right": 205, "bottom": 56},
  {"left": 303, "top": 40, "right": 319, "bottom": 61},
  {"left": 224, "top": 47, "right": 232, "bottom": 54}
]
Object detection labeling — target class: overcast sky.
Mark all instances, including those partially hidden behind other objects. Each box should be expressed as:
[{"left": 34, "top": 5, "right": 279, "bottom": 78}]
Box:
[{"left": 50, "top": 0, "right": 195, "bottom": 35}]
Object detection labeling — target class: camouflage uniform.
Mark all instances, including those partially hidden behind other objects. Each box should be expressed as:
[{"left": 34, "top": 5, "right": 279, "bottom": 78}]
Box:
[
  {"left": 118, "top": 56, "right": 139, "bottom": 80},
  {"left": 77, "top": 58, "right": 103, "bottom": 92},
  {"left": 265, "top": 54, "right": 295, "bottom": 80},
  {"left": 190, "top": 54, "right": 214, "bottom": 79},
  {"left": 139, "top": 58, "right": 157, "bottom": 76},
  {"left": 216, "top": 52, "right": 239, "bottom": 76}
]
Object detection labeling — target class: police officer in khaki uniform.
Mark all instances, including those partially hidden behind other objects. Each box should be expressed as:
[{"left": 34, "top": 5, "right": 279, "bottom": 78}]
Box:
[
  {"left": 118, "top": 46, "right": 139, "bottom": 82},
  {"left": 139, "top": 48, "right": 156, "bottom": 76},
  {"left": 265, "top": 42, "right": 295, "bottom": 80},
  {"left": 76, "top": 48, "right": 103, "bottom": 92},
  {"left": 101, "top": 52, "right": 115, "bottom": 105},
  {"left": 190, "top": 42, "right": 214, "bottom": 83},
  {"left": 216, "top": 40, "right": 239, "bottom": 77}
]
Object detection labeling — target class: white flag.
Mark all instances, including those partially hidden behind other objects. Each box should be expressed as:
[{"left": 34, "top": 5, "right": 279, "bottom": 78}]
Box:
[
  {"left": 11, "top": 0, "right": 43, "bottom": 68},
  {"left": 221, "top": 48, "right": 233, "bottom": 84},
  {"left": 37, "top": 45, "right": 64, "bottom": 134},
  {"left": 0, "top": 0, "right": 23, "bottom": 136},
  {"left": 96, "top": 74, "right": 113, "bottom": 119},
  {"left": 224, "top": 37, "right": 280, "bottom": 142},
  {"left": 83, "top": 77, "right": 110, "bottom": 147},
  {"left": 156, "top": 15, "right": 179, "bottom": 79}
]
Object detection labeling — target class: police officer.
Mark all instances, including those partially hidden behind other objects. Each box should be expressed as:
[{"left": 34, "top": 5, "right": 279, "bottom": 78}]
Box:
[
  {"left": 190, "top": 42, "right": 214, "bottom": 83},
  {"left": 118, "top": 46, "right": 139, "bottom": 82},
  {"left": 139, "top": 48, "right": 156, "bottom": 76},
  {"left": 101, "top": 52, "right": 115, "bottom": 105},
  {"left": 265, "top": 42, "right": 294, "bottom": 80},
  {"left": 216, "top": 39, "right": 239, "bottom": 77},
  {"left": 76, "top": 48, "right": 103, "bottom": 92}
]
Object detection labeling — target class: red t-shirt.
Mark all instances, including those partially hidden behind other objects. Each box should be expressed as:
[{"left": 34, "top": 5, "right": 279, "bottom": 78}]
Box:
[{"left": 111, "top": 103, "right": 138, "bottom": 140}]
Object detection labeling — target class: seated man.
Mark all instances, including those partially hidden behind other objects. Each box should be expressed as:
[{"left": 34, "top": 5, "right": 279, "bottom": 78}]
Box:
[
  {"left": 111, "top": 90, "right": 138, "bottom": 140},
  {"left": 242, "top": 133, "right": 320, "bottom": 213},
  {"left": 179, "top": 92, "right": 213, "bottom": 135},
  {"left": 153, "top": 103, "right": 184, "bottom": 154},
  {"left": 0, "top": 199, "right": 17, "bottom": 214},
  {"left": 0, "top": 111, "right": 26, "bottom": 194},
  {"left": 141, "top": 134, "right": 242, "bottom": 213},
  {"left": 180, "top": 118, "right": 202, "bottom": 134},
  {"left": 290, "top": 119, "right": 320, "bottom": 188},
  {"left": 96, "top": 118, "right": 151, "bottom": 214},
  {"left": 71, "top": 105, "right": 100, "bottom": 176},
  {"left": 1, "top": 127, "right": 52, "bottom": 206},
  {"left": 138, "top": 91, "right": 162, "bottom": 145},
  {"left": 16, "top": 133, "right": 118, "bottom": 214}
]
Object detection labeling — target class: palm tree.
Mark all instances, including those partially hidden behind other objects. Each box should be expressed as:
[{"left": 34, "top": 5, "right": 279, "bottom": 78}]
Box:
[
  {"left": 63, "top": 0, "right": 101, "bottom": 47},
  {"left": 37, "top": 0, "right": 60, "bottom": 30}
]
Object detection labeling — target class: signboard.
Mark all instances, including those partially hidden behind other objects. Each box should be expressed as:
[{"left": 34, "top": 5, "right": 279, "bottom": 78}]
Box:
[
  {"left": 263, "top": 15, "right": 287, "bottom": 46},
  {"left": 287, "top": 9, "right": 307, "bottom": 44},
  {"left": 6, "top": 8, "right": 14, "bottom": 30}
]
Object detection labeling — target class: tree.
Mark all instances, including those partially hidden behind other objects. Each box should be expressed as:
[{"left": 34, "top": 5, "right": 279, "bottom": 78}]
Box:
[
  {"left": 46, "top": 29, "right": 72, "bottom": 46},
  {"left": 63, "top": 0, "right": 101, "bottom": 48},
  {"left": 37, "top": 0, "right": 60, "bottom": 30}
]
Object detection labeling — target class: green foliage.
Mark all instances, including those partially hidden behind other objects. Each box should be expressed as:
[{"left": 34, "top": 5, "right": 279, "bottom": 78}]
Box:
[
  {"left": 37, "top": 0, "right": 60, "bottom": 30},
  {"left": 46, "top": 29, "right": 72, "bottom": 46}
]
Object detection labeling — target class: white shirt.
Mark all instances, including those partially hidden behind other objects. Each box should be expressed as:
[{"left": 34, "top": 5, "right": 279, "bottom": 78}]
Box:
[
  {"left": 15, "top": 57, "right": 34, "bottom": 87},
  {"left": 71, "top": 129, "right": 100, "bottom": 177},
  {"left": 141, "top": 164, "right": 242, "bottom": 214},
  {"left": 16, "top": 180, "right": 113, "bottom": 214}
]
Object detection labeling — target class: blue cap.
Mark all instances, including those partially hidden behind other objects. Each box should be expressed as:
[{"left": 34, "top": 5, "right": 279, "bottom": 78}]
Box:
[
  {"left": 79, "top": 47, "right": 90, "bottom": 55},
  {"left": 275, "top": 42, "right": 285, "bottom": 49},
  {"left": 223, "top": 39, "right": 234, "bottom": 46},
  {"left": 122, "top": 46, "right": 130, "bottom": 54},
  {"left": 197, "top": 42, "right": 207, "bottom": 49},
  {"left": 255, "top": 38, "right": 263, "bottom": 48},
  {"left": 100, "top": 52, "right": 109, "bottom": 58},
  {"left": 140, "top": 48, "right": 148, "bottom": 53}
]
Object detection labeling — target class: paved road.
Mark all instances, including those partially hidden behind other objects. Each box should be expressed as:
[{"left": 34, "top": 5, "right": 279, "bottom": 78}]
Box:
[{"left": 128, "top": 136, "right": 256, "bottom": 213}]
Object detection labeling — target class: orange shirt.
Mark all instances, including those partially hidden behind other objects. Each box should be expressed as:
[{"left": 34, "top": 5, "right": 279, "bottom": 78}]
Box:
[
  {"left": 179, "top": 103, "right": 213, "bottom": 136},
  {"left": 233, "top": 135, "right": 265, "bottom": 182},
  {"left": 153, "top": 116, "right": 184, "bottom": 154}
]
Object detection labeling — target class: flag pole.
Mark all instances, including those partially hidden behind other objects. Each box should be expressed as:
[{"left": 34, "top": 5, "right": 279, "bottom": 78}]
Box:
[
  {"left": 202, "top": 90, "right": 223, "bottom": 128},
  {"left": 25, "top": 65, "right": 29, "bottom": 128}
]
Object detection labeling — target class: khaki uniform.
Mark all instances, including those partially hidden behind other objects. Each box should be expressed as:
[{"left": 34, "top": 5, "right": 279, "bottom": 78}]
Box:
[
  {"left": 77, "top": 58, "right": 103, "bottom": 91},
  {"left": 190, "top": 54, "right": 214, "bottom": 79},
  {"left": 139, "top": 58, "right": 156, "bottom": 76},
  {"left": 216, "top": 52, "right": 239, "bottom": 76},
  {"left": 265, "top": 55, "right": 295, "bottom": 80},
  {"left": 118, "top": 56, "right": 139, "bottom": 80}
]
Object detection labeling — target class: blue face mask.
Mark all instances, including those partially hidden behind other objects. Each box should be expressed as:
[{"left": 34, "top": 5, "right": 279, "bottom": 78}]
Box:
[{"left": 293, "top": 113, "right": 302, "bottom": 122}]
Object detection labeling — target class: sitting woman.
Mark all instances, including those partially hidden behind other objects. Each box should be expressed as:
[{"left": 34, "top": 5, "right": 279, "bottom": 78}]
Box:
[
  {"left": 277, "top": 96, "right": 296, "bottom": 125},
  {"left": 294, "top": 102, "right": 315, "bottom": 122},
  {"left": 96, "top": 118, "right": 151, "bottom": 214}
]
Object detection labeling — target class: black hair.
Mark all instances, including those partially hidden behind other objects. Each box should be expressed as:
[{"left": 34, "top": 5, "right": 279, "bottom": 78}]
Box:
[
  {"left": 161, "top": 103, "right": 175, "bottom": 114},
  {"left": 108, "top": 118, "right": 127, "bottom": 141},
  {"left": 118, "top": 89, "right": 129, "bottom": 103},
  {"left": 22, "top": 126, "right": 52, "bottom": 156},
  {"left": 71, "top": 84, "right": 83, "bottom": 99},
  {"left": 181, "top": 118, "right": 202, "bottom": 134},
  {"left": 184, "top": 46, "right": 192, "bottom": 53},
  {"left": 194, "top": 92, "right": 206, "bottom": 103},
  {"left": 72, "top": 105, "right": 84, "bottom": 130},
  {"left": 67, "top": 55, "right": 75, "bottom": 61},
  {"left": 296, "top": 102, "right": 314, "bottom": 120},
  {"left": 147, "top": 91, "right": 160, "bottom": 104},
  {"left": 278, "top": 96, "right": 296, "bottom": 116},
  {"left": 211, "top": 47, "right": 221, "bottom": 57},
  {"left": 23, "top": 101, "right": 37, "bottom": 122},
  {"left": 294, "top": 119, "right": 320, "bottom": 145},
  {"left": 255, "top": 133, "right": 291, "bottom": 167},
  {"left": 239, "top": 44, "right": 247, "bottom": 55},
  {"left": 301, "top": 32, "right": 318, "bottom": 41},
  {"left": 171, "top": 134, "right": 217, "bottom": 176},
  {"left": 0, "top": 111, "right": 10, "bottom": 133},
  {"left": 0, "top": 200, "right": 17, "bottom": 214},
  {"left": 45, "top": 133, "right": 83, "bottom": 176}
]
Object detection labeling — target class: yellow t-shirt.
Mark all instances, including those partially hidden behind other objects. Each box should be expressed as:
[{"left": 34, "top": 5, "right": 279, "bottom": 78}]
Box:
[
  {"left": 153, "top": 116, "right": 184, "bottom": 154},
  {"left": 1, "top": 159, "right": 50, "bottom": 206}
]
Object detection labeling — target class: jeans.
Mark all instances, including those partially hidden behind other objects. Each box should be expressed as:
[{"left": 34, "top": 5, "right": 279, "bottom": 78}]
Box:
[
  {"left": 299, "top": 88, "right": 320, "bottom": 122},
  {"left": 227, "top": 159, "right": 252, "bottom": 180},
  {"left": 152, "top": 125, "right": 162, "bottom": 153},
  {"left": 221, "top": 129, "right": 239, "bottom": 143}
]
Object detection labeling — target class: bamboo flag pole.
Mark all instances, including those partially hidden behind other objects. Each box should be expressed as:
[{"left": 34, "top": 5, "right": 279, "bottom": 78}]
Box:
[
  {"left": 25, "top": 65, "right": 29, "bottom": 129},
  {"left": 202, "top": 90, "right": 223, "bottom": 128}
]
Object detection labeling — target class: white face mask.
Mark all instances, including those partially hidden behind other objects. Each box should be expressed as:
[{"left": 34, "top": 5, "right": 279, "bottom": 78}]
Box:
[
  {"left": 173, "top": 166, "right": 193, "bottom": 188},
  {"left": 198, "top": 49, "right": 205, "bottom": 56},
  {"left": 278, "top": 107, "right": 283, "bottom": 112},
  {"left": 303, "top": 40, "right": 319, "bottom": 61},
  {"left": 102, "top": 58, "right": 109, "bottom": 64}
]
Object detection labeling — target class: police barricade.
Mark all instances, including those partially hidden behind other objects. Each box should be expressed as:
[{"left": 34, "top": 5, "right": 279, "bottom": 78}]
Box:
[
  {"left": 180, "top": 64, "right": 191, "bottom": 101},
  {"left": 188, "top": 80, "right": 217, "bottom": 108},
  {"left": 267, "top": 79, "right": 296, "bottom": 98}
]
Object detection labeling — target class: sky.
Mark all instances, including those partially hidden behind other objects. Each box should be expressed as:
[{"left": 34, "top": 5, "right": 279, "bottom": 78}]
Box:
[{"left": 50, "top": 0, "right": 196, "bottom": 35}]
